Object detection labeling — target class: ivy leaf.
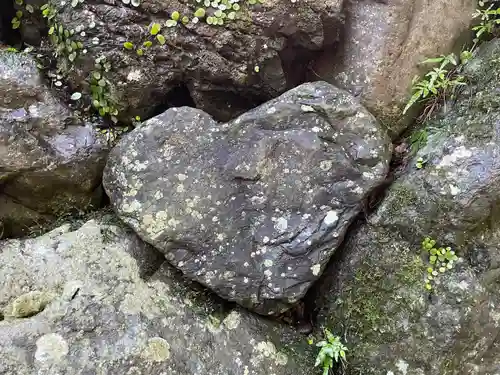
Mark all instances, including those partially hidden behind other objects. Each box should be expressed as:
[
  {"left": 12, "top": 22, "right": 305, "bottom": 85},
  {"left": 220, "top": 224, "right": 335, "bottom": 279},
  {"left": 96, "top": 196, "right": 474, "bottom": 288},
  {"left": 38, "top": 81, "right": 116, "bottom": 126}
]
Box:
[
  {"left": 150, "top": 23, "right": 161, "bottom": 35},
  {"left": 123, "top": 42, "right": 134, "bottom": 50},
  {"left": 156, "top": 34, "right": 166, "bottom": 45}
]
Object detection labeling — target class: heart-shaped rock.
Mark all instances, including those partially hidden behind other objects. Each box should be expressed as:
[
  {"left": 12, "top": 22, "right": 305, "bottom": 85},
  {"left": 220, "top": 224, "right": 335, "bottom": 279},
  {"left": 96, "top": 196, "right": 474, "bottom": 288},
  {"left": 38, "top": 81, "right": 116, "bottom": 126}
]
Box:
[{"left": 103, "top": 81, "right": 391, "bottom": 315}]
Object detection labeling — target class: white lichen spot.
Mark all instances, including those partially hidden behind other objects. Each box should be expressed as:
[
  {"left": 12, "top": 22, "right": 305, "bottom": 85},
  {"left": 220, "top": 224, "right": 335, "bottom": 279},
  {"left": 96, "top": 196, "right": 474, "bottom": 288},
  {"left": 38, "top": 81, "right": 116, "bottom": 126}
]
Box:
[
  {"left": 449, "top": 184, "right": 460, "bottom": 196},
  {"left": 177, "top": 173, "right": 188, "bottom": 181},
  {"left": 222, "top": 311, "right": 241, "bottom": 330},
  {"left": 264, "top": 259, "right": 274, "bottom": 267},
  {"left": 320, "top": 160, "right": 333, "bottom": 171},
  {"left": 176, "top": 184, "right": 185, "bottom": 193},
  {"left": 35, "top": 333, "right": 69, "bottom": 362},
  {"left": 362, "top": 171, "right": 374, "bottom": 179},
  {"left": 262, "top": 236, "right": 270, "bottom": 244},
  {"left": 127, "top": 69, "right": 142, "bottom": 81},
  {"left": 323, "top": 210, "right": 339, "bottom": 226},
  {"left": 122, "top": 200, "right": 142, "bottom": 213},
  {"left": 301, "top": 104, "right": 315, "bottom": 112},
  {"left": 275, "top": 217, "right": 288, "bottom": 232},
  {"left": 244, "top": 277, "right": 249, "bottom": 283},
  {"left": 396, "top": 359, "right": 409, "bottom": 375},
  {"left": 167, "top": 218, "right": 180, "bottom": 228},
  {"left": 264, "top": 269, "right": 273, "bottom": 277},
  {"left": 266, "top": 106, "right": 277, "bottom": 114},
  {"left": 141, "top": 337, "right": 171, "bottom": 362},
  {"left": 256, "top": 341, "right": 277, "bottom": 357},
  {"left": 311, "top": 264, "right": 321, "bottom": 276},
  {"left": 275, "top": 352, "right": 288, "bottom": 365}
]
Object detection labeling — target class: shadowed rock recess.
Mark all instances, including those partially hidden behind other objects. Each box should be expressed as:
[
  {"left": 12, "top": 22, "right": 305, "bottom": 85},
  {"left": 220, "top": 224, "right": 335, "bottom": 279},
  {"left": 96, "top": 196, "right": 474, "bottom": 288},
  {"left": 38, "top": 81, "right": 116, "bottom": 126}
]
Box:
[
  {"left": 18, "top": 0, "right": 345, "bottom": 123},
  {"left": 0, "top": 214, "right": 314, "bottom": 374},
  {"left": 312, "top": 39, "right": 500, "bottom": 375},
  {"left": 103, "top": 81, "right": 392, "bottom": 315}
]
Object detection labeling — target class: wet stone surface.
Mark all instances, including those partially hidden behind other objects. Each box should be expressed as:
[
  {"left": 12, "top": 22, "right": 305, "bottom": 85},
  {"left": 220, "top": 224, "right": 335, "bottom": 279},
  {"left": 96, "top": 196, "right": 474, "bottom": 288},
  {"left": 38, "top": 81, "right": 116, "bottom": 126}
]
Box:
[{"left": 104, "top": 81, "right": 391, "bottom": 315}]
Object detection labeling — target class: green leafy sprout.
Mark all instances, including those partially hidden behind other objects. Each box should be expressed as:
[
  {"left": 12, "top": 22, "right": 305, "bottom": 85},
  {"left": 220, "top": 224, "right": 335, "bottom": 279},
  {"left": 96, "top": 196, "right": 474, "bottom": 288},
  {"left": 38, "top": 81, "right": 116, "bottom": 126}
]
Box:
[
  {"left": 403, "top": 53, "right": 466, "bottom": 115},
  {"left": 472, "top": 1, "right": 500, "bottom": 43},
  {"left": 421, "top": 237, "right": 460, "bottom": 292},
  {"left": 314, "top": 328, "right": 347, "bottom": 375}
]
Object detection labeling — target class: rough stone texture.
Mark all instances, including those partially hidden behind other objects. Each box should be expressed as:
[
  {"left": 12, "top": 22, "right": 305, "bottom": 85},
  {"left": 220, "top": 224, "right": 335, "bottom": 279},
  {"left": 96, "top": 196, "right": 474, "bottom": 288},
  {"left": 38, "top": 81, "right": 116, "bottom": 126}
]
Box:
[
  {"left": 28, "top": 0, "right": 345, "bottom": 123},
  {"left": 312, "top": 39, "right": 500, "bottom": 375},
  {"left": 311, "top": 0, "right": 476, "bottom": 138},
  {"left": 103, "top": 81, "right": 391, "bottom": 315},
  {"left": 0, "top": 213, "right": 314, "bottom": 375},
  {"left": 0, "top": 50, "right": 109, "bottom": 238}
]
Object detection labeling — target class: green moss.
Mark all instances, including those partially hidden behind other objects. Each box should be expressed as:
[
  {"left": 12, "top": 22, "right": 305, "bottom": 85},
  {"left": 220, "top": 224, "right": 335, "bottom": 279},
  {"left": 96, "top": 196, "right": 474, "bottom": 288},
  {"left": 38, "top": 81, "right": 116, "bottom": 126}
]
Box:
[
  {"left": 4, "top": 290, "right": 57, "bottom": 318},
  {"left": 332, "top": 253, "right": 424, "bottom": 345},
  {"left": 383, "top": 182, "right": 419, "bottom": 218}
]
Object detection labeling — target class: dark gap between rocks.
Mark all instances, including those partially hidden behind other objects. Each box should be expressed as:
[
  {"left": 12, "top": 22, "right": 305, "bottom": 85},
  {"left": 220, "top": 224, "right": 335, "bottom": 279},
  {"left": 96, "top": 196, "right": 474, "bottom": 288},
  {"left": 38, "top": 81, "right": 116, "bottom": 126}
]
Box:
[
  {"left": 280, "top": 36, "right": 326, "bottom": 90},
  {"left": 148, "top": 83, "right": 197, "bottom": 120},
  {"left": 0, "top": 2, "right": 22, "bottom": 47}
]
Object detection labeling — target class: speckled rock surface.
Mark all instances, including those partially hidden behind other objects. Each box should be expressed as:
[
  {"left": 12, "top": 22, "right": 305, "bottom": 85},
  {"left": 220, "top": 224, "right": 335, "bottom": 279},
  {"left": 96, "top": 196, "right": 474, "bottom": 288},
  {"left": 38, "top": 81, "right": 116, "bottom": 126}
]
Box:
[
  {"left": 0, "top": 50, "right": 109, "bottom": 238},
  {"left": 103, "top": 81, "right": 392, "bottom": 315},
  {"left": 312, "top": 39, "right": 500, "bottom": 375},
  {"left": 311, "top": 0, "right": 475, "bottom": 137},
  {"left": 24, "top": 0, "right": 345, "bottom": 123},
  {"left": 0, "top": 213, "right": 314, "bottom": 375}
]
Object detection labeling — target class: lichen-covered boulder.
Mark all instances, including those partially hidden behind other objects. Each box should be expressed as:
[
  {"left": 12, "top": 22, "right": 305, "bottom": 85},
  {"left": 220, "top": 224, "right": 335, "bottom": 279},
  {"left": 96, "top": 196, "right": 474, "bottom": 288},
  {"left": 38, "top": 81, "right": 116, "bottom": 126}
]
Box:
[
  {"left": 0, "top": 213, "right": 314, "bottom": 375},
  {"left": 0, "top": 50, "right": 109, "bottom": 238},
  {"left": 24, "top": 0, "right": 345, "bottom": 123},
  {"left": 311, "top": 39, "right": 500, "bottom": 375},
  {"left": 311, "top": 0, "right": 475, "bottom": 137},
  {"left": 103, "top": 81, "right": 391, "bottom": 315}
]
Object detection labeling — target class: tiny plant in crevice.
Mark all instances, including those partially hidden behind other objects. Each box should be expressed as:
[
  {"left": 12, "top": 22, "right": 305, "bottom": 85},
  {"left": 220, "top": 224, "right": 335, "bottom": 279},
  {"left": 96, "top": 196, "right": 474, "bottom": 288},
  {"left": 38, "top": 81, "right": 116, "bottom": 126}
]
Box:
[
  {"left": 421, "top": 237, "right": 460, "bottom": 292},
  {"left": 415, "top": 156, "right": 426, "bottom": 169},
  {"left": 314, "top": 328, "right": 347, "bottom": 375},
  {"left": 409, "top": 128, "right": 428, "bottom": 155},
  {"left": 123, "top": 22, "right": 167, "bottom": 56},
  {"left": 90, "top": 55, "right": 119, "bottom": 122},
  {"left": 403, "top": 53, "right": 466, "bottom": 116}
]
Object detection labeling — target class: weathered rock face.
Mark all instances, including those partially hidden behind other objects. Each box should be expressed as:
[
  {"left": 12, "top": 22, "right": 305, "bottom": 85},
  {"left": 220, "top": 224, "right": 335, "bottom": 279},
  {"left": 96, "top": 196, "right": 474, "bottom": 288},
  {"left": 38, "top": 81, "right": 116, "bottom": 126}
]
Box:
[
  {"left": 0, "top": 214, "right": 314, "bottom": 375},
  {"left": 0, "top": 50, "right": 109, "bottom": 238},
  {"left": 312, "top": 39, "right": 500, "bottom": 375},
  {"left": 103, "top": 81, "right": 392, "bottom": 315},
  {"left": 312, "top": 0, "right": 475, "bottom": 137},
  {"left": 25, "top": 0, "right": 345, "bottom": 123}
]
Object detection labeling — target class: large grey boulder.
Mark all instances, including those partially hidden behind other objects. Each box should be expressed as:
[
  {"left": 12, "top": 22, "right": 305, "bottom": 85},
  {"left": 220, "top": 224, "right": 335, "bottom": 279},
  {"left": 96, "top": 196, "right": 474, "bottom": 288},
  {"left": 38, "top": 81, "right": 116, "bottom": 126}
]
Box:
[
  {"left": 103, "top": 81, "right": 392, "bottom": 315},
  {"left": 0, "top": 50, "right": 109, "bottom": 238},
  {"left": 312, "top": 39, "right": 500, "bottom": 375},
  {"left": 0, "top": 213, "right": 313, "bottom": 375},
  {"left": 311, "top": 0, "right": 475, "bottom": 137},
  {"left": 22, "top": 0, "right": 345, "bottom": 123}
]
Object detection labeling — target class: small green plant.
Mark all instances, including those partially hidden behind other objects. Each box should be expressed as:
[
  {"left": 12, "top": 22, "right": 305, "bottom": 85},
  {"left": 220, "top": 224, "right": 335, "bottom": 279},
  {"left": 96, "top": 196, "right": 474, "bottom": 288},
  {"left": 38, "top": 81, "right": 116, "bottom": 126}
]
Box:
[
  {"left": 415, "top": 156, "right": 426, "bottom": 169},
  {"left": 421, "top": 237, "right": 459, "bottom": 291},
  {"left": 409, "top": 129, "right": 428, "bottom": 155},
  {"left": 314, "top": 328, "right": 347, "bottom": 375},
  {"left": 403, "top": 54, "right": 466, "bottom": 115},
  {"left": 472, "top": 1, "right": 500, "bottom": 42},
  {"left": 89, "top": 56, "right": 119, "bottom": 122}
]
